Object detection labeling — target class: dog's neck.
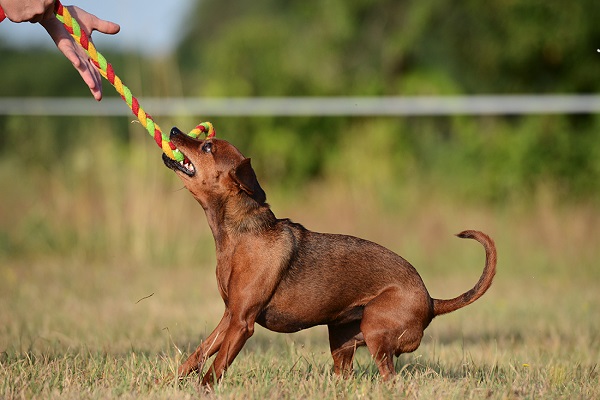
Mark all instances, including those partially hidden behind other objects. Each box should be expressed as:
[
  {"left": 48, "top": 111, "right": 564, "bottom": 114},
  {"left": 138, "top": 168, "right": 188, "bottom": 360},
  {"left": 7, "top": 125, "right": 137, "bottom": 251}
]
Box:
[{"left": 201, "top": 192, "right": 276, "bottom": 248}]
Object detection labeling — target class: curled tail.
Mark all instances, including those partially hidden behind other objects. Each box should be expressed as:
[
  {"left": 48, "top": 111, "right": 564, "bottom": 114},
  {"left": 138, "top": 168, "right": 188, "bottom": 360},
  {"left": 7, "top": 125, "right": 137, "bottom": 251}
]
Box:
[{"left": 432, "top": 230, "right": 497, "bottom": 317}]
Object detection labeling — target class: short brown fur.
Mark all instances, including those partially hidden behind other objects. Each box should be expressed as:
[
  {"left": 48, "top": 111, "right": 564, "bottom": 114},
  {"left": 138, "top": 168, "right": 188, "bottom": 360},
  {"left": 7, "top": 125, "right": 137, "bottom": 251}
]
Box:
[{"left": 162, "top": 128, "right": 497, "bottom": 387}]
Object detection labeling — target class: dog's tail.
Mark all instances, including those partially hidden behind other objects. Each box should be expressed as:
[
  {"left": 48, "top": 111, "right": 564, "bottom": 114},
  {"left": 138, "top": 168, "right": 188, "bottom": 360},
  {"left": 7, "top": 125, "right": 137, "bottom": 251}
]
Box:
[{"left": 432, "top": 230, "right": 497, "bottom": 317}]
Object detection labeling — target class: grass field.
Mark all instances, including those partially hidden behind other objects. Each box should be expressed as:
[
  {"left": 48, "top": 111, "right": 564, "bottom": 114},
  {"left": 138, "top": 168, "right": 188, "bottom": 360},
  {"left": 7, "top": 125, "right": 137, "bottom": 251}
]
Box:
[{"left": 1, "top": 136, "right": 599, "bottom": 399}]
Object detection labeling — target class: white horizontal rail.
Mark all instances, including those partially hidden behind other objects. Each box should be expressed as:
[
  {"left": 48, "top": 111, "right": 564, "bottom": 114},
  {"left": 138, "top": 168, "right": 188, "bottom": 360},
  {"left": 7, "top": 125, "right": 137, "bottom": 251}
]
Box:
[{"left": 1, "top": 95, "right": 599, "bottom": 116}]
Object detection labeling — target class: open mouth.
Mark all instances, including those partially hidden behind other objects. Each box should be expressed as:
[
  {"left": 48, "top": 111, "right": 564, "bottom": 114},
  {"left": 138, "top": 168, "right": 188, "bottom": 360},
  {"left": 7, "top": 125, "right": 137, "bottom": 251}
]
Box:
[{"left": 162, "top": 152, "right": 196, "bottom": 177}]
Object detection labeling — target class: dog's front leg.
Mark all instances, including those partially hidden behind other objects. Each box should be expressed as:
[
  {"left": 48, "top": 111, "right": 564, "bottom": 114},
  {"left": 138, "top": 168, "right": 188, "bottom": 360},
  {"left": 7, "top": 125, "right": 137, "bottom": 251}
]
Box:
[
  {"left": 200, "top": 313, "right": 255, "bottom": 387},
  {"left": 178, "top": 309, "right": 231, "bottom": 378}
]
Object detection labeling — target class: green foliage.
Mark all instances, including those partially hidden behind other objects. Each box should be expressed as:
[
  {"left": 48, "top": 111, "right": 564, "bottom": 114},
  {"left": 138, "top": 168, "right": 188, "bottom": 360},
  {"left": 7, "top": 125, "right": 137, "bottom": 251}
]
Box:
[
  {"left": 2, "top": 1, "right": 600, "bottom": 202},
  {"left": 173, "top": 0, "right": 600, "bottom": 200},
  {"left": 178, "top": 0, "right": 600, "bottom": 95}
]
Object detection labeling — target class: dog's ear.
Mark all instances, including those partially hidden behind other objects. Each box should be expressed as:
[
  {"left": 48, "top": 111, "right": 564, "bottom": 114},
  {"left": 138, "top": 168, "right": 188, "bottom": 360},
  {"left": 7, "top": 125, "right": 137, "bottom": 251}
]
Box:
[{"left": 229, "top": 158, "right": 266, "bottom": 204}]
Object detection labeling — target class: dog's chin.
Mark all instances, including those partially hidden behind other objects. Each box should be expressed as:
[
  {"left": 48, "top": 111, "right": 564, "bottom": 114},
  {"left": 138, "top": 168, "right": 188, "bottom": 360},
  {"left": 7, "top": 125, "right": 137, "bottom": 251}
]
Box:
[{"left": 162, "top": 153, "right": 196, "bottom": 177}]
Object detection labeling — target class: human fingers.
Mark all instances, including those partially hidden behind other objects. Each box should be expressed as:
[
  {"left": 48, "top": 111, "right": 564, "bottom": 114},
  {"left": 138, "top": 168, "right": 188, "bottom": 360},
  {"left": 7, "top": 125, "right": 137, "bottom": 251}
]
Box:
[
  {"left": 67, "top": 6, "right": 120, "bottom": 36},
  {"left": 62, "top": 43, "right": 104, "bottom": 101},
  {"left": 41, "top": 16, "right": 104, "bottom": 100}
]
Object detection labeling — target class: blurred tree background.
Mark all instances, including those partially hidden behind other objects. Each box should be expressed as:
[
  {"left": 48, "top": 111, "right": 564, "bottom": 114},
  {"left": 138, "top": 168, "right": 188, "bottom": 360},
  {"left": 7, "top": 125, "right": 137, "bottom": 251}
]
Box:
[
  {"left": 174, "top": 0, "right": 600, "bottom": 201},
  {"left": 1, "top": 0, "right": 599, "bottom": 262}
]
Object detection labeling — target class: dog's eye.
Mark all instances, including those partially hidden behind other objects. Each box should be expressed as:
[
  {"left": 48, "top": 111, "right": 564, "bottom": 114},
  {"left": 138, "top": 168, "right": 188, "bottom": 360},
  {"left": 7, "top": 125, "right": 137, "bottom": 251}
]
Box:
[{"left": 202, "top": 142, "right": 213, "bottom": 154}]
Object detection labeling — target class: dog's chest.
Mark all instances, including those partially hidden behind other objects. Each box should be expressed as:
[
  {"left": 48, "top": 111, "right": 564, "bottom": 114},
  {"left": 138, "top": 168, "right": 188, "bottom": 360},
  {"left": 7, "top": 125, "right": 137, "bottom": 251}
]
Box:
[{"left": 215, "top": 258, "right": 232, "bottom": 303}]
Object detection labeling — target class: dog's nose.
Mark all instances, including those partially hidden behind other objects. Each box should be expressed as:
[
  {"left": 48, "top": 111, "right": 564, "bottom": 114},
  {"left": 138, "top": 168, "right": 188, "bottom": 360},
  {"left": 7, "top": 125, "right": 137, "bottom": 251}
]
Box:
[{"left": 170, "top": 126, "right": 183, "bottom": 137}]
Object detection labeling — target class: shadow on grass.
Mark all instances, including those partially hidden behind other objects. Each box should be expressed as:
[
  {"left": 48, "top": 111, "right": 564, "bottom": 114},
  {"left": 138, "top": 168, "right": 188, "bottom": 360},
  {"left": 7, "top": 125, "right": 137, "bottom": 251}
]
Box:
[
  {"left": 169, "top": 326, "right": 526, "bottom": 381},
  {"left": 427, "top": 329, "right": 525, "bottom": 347}
]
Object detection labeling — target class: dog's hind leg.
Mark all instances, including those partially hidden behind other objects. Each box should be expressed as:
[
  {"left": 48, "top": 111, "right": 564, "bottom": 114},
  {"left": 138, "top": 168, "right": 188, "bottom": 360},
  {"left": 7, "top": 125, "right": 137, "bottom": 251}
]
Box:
[
  {"left": 328, "top": 321, "right": 365, "bottom": 378},
  {"left": 360, "top": 287, "right": 427, "bottom": 380}
]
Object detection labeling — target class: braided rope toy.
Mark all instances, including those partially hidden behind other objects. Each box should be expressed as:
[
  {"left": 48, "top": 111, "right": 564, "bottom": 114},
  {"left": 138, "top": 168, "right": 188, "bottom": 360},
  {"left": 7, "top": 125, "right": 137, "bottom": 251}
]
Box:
[{"left": 1, "top": 1, "right": 215, "bottom": 162}]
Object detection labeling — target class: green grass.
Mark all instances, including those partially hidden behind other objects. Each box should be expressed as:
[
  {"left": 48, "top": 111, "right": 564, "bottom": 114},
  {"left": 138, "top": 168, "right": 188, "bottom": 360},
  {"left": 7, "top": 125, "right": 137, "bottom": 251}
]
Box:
[
  {"left": 2, "top": 192, "right": 599, "bottom": 399},
  {"left": 1, "top": 130, "right": 599, "bottom": 398}
]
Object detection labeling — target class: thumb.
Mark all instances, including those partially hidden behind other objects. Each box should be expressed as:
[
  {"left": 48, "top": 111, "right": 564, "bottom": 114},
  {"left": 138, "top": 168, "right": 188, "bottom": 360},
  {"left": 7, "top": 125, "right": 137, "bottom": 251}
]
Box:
[{"left": 67, "top": 6, "right": 120, "bottom": 36}]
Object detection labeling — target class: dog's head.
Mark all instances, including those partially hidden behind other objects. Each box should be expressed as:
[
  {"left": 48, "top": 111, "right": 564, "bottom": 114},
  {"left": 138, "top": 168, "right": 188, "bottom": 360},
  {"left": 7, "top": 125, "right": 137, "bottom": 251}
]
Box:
[{"left": 162, "top": 127, "right": 266, "bottom": 206}]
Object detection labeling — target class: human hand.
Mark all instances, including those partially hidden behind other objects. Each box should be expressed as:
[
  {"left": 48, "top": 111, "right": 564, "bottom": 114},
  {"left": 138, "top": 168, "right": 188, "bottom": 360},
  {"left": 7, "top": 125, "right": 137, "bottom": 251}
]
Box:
[{"left": 41, "top": 6, "right": 120, "bottom": 101}]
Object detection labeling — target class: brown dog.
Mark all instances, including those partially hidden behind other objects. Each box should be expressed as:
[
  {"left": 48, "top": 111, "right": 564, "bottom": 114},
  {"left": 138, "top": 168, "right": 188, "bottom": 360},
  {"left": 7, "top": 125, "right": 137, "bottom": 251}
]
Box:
[{"left": 162, "top": 127, "right": 496, "bottom": 387}]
